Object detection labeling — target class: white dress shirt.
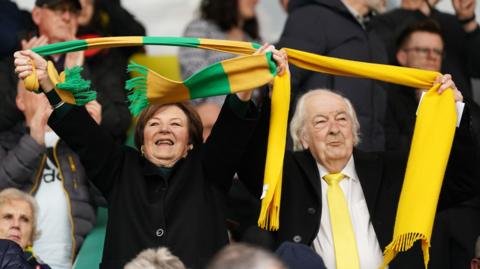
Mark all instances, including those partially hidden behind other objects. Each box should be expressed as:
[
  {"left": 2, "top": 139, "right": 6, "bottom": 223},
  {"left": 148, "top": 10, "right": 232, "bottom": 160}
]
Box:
[{"left": 312, "top": 156, "right": 384, "bottom": 269}]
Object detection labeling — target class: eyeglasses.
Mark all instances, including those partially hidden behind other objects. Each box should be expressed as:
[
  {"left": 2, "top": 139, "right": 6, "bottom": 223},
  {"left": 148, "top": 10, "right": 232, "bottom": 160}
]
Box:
[
  {"left": 43, "top": 4, "right": 80, "bottom": 16},
  {"left": 403, "top": 47, "right": 444, "bottom": 58}
]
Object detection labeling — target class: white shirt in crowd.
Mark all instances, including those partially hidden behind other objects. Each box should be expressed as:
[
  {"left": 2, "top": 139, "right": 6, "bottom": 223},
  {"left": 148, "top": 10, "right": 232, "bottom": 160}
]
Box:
[{"left": 33, "top": 131, "right": 73, "bottom": 269}]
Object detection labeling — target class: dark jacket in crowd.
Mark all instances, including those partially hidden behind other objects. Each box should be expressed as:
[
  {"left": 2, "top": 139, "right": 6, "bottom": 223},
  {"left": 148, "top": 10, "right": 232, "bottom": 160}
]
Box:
[
  {"left": 370, "top": 8, "right": 480, "bottom": 102},
  {"left": 0, "top": 239, "right": 50, "bottom": 269},
  {"left": 48, "top": 96, "right": 258, "bottom": 269},
  {"left": 0, "top": 57, "right": 24, "bottom": 132},
  {"left": 239, "top": 99, "right": 480, "bottom": 269},
  {"left": 0, "top": 124, "right": 98, "bottom": 259},
  {"left": 277, "top": 0, "right": 388, "bottom": 152}
]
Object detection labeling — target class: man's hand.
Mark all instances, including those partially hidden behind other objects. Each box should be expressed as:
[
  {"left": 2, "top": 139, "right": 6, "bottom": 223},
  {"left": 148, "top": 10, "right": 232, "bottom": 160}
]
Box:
[
  {"left": 435, "top": 74, "right": 463, "bottom": 102},
  {"left": 452, "top": 0, "right": 477, "bottom": 32},
  {"left": 29, "top": 101, "right": 53, "bottom": 145},
  {"left": 21, "top": 35, "right": 49, "bottom": 50},
  {"left": 85, "top": 100, "right": 102, "bottom": 124}
]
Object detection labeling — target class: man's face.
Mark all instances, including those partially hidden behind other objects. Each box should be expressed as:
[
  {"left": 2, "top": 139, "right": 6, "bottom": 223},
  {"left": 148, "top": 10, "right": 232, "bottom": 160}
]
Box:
[
  {"left": 300, "top": 92, "right": 355, "bottom": 169},
  {"left": 32, "top": 2, "right": 80, "bottom": 43},
  {"left": 397, "top": 31, "right": 444, "bottom": 72}
]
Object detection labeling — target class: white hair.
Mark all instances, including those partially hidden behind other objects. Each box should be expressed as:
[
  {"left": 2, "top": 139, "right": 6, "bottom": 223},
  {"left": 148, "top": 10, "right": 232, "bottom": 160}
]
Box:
[
  {"left": 290, "top": 89, "right": 361, "bottom": 151},
  {"left": 124, "top": 247, "right": 186, "bottom": 269},
  {"left": 207, "top": 243, "right": 286, "bottom": 269},
  {"left": 0, "top": 188, "right": 39, "bottom": 244}
]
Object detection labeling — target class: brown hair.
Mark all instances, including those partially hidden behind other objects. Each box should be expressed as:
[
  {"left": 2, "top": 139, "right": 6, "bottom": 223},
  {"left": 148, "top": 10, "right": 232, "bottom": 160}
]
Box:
[{"left": 134, "top": 103, "right": 203, "bottom": 150}]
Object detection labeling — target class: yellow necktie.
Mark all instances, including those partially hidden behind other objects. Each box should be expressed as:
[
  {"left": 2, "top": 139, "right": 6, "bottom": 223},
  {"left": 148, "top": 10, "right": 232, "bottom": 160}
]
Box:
[{"left": 323, "top": 173, "right": 360, "bottom": 269}]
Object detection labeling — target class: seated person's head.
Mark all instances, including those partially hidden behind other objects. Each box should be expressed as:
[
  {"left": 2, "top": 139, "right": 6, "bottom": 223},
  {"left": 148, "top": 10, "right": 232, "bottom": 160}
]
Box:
[
  {"left": 32, "top": 0, "right": 82, "bottom": 43},
  {"left": 0, "top": 188, "right": 38, "bottom": 250},
  {"left": 290, "top": 89, "right": 360, "bottom": 171},
  {"left": 124, "top": 247, "right": 186, "bottom": 269},
  {"left": 396, "top": 19, "right": 444, "bottom": 72},
  {"left": 207, "top": 243, "right": 286, "bottom": 269}
]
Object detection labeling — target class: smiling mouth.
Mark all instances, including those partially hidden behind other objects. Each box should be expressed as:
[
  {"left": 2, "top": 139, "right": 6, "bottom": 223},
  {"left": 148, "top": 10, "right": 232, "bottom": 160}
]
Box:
[
  {"left": 155, "top": 139, "right": 174, "bottom": 146},
  {"left": 7, "top": 235, "right": 20, "bottom": 242}
]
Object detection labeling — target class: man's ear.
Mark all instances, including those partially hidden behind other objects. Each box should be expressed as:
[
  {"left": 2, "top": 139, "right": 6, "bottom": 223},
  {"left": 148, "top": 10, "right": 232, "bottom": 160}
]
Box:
[
  {"left": 31, "top": 7, "right": 42, "bottom": 26},
  {"left": 396, "top": 49, "right": 407, "bottom": 67},
  {"left": 300, "top": 132, "right": 309, "bottom": 149}
]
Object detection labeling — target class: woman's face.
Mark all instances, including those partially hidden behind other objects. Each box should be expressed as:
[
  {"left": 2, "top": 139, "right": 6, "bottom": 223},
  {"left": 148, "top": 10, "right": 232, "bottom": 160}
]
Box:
[
  {"left": 238, "top": 0, "right": 258, "bottom": 20},
  {"left": 142, "top": 105, "right": 191, "bottom": 167},
  {"left": 0, "top": 200, "right": 34, "bottom": 249}
]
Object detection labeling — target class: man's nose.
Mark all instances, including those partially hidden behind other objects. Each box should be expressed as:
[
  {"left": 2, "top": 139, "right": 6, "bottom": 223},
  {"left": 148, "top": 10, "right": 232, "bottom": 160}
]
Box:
[{"left": 328, "top": 120, "right": 340, "bottom": 133}]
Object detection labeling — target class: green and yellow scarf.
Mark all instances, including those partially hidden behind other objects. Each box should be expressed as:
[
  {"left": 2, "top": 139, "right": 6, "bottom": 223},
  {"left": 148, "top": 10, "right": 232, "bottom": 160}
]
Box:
[{"left": 23, "top": 37, "right": 457, "bottom": 269}]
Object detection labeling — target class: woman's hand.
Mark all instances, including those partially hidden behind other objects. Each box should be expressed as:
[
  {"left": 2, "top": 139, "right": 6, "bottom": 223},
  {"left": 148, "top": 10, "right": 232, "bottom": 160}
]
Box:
[
  {"left": 435, "top": 74, "right": 463, "bottom": 102},
  {"left": 235, "top": 43, "right": 289, "bottom": 101},
  {"left": 14, "top": 50, "right": 54, "bottom": 92}
]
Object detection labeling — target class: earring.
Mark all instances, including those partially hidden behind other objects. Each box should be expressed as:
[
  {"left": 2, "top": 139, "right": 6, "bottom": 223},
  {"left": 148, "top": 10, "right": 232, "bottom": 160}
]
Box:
[
  {"left": 140, "top": 145, "right": 145, "bottom": 157},
  {"left": 189, "top": 144, "right": 193, "bottom": 150}
]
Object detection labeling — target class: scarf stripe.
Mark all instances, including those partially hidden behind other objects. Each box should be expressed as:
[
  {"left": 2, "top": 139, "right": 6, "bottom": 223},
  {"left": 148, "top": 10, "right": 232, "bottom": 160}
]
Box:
[{"left": 24, "top": 37, "right": 458, "bottom": 269}]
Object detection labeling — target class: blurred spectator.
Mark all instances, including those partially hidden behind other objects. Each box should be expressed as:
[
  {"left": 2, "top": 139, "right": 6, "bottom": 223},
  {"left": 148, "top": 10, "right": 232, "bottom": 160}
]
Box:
[
  {"left": 276, "top": 0, "right": 388, "bottom": 152},
  {"left": 77, "top": 0, "right": 146, "bottom": 142},
  {"left": 207, "top": 243, "right": 286, "bottom": 269},
  {"left": 179, "top": 0, "right": 261, "bottom": 106},
  {"left": 275, "top": 241, "right": 326, "bottom": 269},
  {"left": 386, "top": 19, "right": 480, "bottom": 269},
  {"left": 472, "top": 236, "right": 480, "bottom": 269},
  {"left": 1, "top": 0, "right": 131, "bottom": 143},
  {"left": 0, "top": 188, "right": 50, "bottom": 268},
  {"left": 0, "top": 1, "right": 34, "bottom": 132},
  {"left": 370, "top": 0, "right": 480, "bottom": 102},
  {"left": 0, "top": 0, "right": 34, "bottom": 59},
  {"left": 0, "top": 83, "right": 100, "bottom": 268},
  {"left": 123, "top": 247, "right": 186, "bottom": 269}
]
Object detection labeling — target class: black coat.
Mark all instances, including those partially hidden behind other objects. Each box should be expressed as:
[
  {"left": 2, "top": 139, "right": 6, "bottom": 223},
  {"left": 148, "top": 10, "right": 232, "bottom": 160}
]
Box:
[
  {"left": 240, "top": 100, "right": 480, "bottom": 269},
  {"left": 370, "top": 8, "right": 480, "bottom": 102},
  {"left": 0, "top": 239, "right": 50, "bottom": 269},
  {"left": 49, "top": 97, "right": 258, "bottom": 269},
  {"left": 277, "top": 0, "right": 388, "bottom": 152}
]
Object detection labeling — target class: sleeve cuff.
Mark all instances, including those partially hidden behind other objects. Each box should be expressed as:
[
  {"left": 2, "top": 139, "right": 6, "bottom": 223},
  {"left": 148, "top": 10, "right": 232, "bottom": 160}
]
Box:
[
  {"left": 227, "top": 94, "right": 252, "bottom": 118},
  {"left": 45, "top": 90, "right": 73, "bottom": 121}
]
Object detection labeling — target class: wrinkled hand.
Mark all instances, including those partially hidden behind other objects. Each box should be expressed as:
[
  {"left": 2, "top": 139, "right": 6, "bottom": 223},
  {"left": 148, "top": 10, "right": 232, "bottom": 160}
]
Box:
[
  {"left": 435, "top": 74, "right": 463, "bottom": 102},
  {"left": 21, "top": 35, "right": 48, "bottom": 50},
  {"left": 85, "top": 100, "right": 102, "bottom": 124},
  {"left": 452, "top": 0, "right": 476, "bottom": 20},
  {"left": 14, "top": 50, "right": 54, "bottom": 92}
]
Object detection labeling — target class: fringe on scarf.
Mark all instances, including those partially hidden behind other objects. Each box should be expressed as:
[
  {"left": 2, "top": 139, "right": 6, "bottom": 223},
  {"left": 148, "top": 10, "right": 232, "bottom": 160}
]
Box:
[
  {"left": 56, "top": 66, "right": 95, "bottom": 105},
  {"left": 125, "top": 61, "right": 149, "bottom": 116},
  {"left": 381, "top": 232, "right": 429, "bottom": 269}
]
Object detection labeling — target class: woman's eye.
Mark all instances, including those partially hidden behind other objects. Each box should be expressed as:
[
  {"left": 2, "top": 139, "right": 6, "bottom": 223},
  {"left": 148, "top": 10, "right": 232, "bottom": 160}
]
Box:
[
  {"left": 171, "top": 122, "right": 181, "bottom": 127},
  {"left": 149, "top": 122, "right": 159, "bottom": 126}
]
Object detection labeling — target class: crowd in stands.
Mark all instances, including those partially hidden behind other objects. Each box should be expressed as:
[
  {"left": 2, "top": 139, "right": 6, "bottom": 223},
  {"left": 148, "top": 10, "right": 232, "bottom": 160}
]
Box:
[{"left": 1, "top": 0, "right": 480, "bottom": 268}]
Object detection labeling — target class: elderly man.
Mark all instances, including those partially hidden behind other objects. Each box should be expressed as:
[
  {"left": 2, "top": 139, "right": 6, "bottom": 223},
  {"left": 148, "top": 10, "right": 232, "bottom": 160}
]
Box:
[{"left": 240, "top": 77, "right": 480, "bottom": 268}]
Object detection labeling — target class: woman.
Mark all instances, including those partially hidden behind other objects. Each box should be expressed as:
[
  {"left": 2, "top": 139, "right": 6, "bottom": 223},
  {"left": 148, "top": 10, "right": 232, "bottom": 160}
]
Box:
[
  {"left": 13, "top": 45, "right": 286, "bottom": 269},
  {"left": 179, "top": 0, "right": 260, "bottom": 104},
  {"left": 0, "top": 188, "right": 50, "bottom": 268}
]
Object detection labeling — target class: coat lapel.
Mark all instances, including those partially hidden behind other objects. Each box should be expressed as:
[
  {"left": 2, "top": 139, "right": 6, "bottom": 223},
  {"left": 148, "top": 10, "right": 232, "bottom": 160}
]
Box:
[
  {"left": 353, "top": 149, "right": 383, "bottom": 218},
  {"left": 292, "top": 150, "right": 322, "bottom": 204}
]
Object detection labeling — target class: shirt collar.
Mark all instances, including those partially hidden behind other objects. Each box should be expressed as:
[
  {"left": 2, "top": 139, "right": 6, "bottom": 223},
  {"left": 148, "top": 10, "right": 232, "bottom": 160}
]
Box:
[{"left": 317, "top": 155, "right": 359, "bottom": 182}]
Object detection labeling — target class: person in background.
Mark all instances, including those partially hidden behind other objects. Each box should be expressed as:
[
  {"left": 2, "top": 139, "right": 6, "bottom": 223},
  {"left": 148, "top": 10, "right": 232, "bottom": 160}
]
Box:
[
  {"left": 179, "top": 0, "right": 261, "bottom": 105},
  {"left": 124, "top": 247, "right": 186, "bottom": 269},
  {"left": 0, "top": 77, "right": 101, "bottom": 268},
  {"left": 13, "top": 44, "right": 287, "bottom": 269},
  {"left": 276, "top": 0, "right": 388, "bottom": 152},
  {"left": 207, "top": 243, "right": 286, "bottom": 269},
  {"left": 370, "top": 0, "right": 480, "bottom": 102},
  {"left": 386, "top": 19, "right": 480, "bottom": 269},
  {"left": 76, "top": 0, "right": 146, "bottom": 142},
  {"left": 0, "top": 188, "right": 50, "bottom": 268}
]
